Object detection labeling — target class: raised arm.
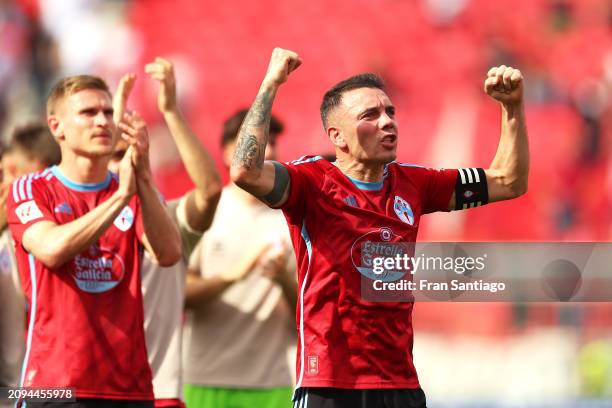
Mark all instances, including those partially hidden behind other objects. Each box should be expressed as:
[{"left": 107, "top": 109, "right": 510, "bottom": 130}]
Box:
[
  {"left": 448, "top": 65, "right": 529, "bottom": 210},
  {"left": 113, "top": 74, "right": 136, "bottom": 125},
  {"left": 118, "top": 111, "right": 182, "bottom": 266},
  {"left": 229, "top": 48, "right": 301, "bottom": 207},
  {"left": 145, "top": 57, "right": 222, "bottom": 232},
  {"left": 21, "top": 148, "right": 136, "bottom": 269}
]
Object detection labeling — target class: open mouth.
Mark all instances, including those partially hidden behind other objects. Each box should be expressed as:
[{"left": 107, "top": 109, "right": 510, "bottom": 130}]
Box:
[{"left": 381, "top": 134, "right": 397, "bottom": 146}]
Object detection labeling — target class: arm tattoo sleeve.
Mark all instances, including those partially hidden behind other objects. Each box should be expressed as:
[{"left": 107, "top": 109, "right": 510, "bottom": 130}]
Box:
[
  {"left": 261, "top": 161, "right": 290, "bottom": 206},
  {"left": 232, "top": 135, "right": 263, "bottom": 170},
  {"left": 232, "top": 89, "right": 273, "bottom": 170}
]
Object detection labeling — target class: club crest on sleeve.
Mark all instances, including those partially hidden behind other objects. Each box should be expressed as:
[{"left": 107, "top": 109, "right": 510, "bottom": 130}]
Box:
[
  {"left": 15, "top": 200, "right": 43, "bottom": 224},
  {"left": 113, "top": 206, "right": 134, "bottom": 232},
  {"left": 393, "top": 195, "right": 414, "bottom": 225}
]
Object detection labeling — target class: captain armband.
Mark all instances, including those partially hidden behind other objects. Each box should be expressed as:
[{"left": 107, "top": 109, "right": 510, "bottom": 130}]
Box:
[{"left": 455, "top": 168, "right": 488, "bottom": 210}]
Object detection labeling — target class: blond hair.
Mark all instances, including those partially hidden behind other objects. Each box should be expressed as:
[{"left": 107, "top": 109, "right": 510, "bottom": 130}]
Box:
[{"left": 46, "top": 75, "right": 111, "bottom": 115}]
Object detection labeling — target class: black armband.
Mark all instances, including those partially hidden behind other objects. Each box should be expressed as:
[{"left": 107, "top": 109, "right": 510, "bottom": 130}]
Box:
[
  {"left": 455, "top": 168, "right": 488, "bottom": 210},
  {"left": 261, "top": 161, "right": 290, "bottom": 206}
]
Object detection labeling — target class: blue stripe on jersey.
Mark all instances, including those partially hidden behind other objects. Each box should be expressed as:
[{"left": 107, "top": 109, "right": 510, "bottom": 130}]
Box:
[
  {"left": 25, "top": 174, "right": 34, "bottom": 200},
  {"left": 397, "top": 163, "right": 425, "bottom": 168},
  {"left": 347, "top": 175, "right": 384, "bottom": 191},
  {"left": 12, "top": 177, "right": 20, "bottom": 203},
  {"left": 295, "top": 221, "right": 313, "bottom": 390},
  {"left": 51, "top": 166, "right": 112, "bottom": 192},
  {"left": 18, "top": 176, "right": 26, "bottom": 201}
]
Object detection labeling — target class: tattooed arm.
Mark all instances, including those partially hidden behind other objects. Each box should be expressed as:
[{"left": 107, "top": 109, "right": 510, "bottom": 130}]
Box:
[{"left": 230, "top": 48, "right": 301, "bottom": 207}]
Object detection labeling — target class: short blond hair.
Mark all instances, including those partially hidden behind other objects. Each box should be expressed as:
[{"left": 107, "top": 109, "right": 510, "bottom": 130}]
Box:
[{"left": 46, "top": 75, "right": 111, "bottom": 115}]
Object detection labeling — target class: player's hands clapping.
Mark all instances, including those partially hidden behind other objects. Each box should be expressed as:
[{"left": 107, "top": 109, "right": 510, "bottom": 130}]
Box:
[
  {"left": 145, "top": 57, "right": 177, "bottom": 115},
  {"left": 113, "top": 73, "right": 136, "bottom": 125},
  {"left": 259, "top": 240, "right": 290, "bottom": 284},
  {"left": 220, "top": 242, "right": 271, "bottom": 283},
  {"left": 484, "top": 65, "right": 524, "bottom": 106},
  {"left": 262, "top": 48, "right": 302, "bottom": 88},
  {"left": 117, "top": 145, "right": 137, "bottom": 199},
  {"left": 117, "top": 111, "right": 152, "bottom": 183}
]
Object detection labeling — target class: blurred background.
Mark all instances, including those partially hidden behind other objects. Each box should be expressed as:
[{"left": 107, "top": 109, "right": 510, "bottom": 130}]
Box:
[{"left": 1, "top": 0, "right": 612, "bottom": 405}]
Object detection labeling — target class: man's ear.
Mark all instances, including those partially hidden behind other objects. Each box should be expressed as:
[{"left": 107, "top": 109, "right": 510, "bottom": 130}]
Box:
[
  {"left": 328, "top": 127, "right": 347, "bottom": 149},
  {"left": 48, "top": 115, "right": 64, "bottom": 141}
]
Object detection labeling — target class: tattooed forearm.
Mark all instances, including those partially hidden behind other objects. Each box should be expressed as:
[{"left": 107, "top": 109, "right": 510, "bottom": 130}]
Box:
[
  {"left": 232, "top": 88, "right": 274, "bottom": 170},
  {"left": 245, "top": 89, "right": 273, "bottom": 127},
  {"left": 232, "top": 135, "right": 264, "bottom": 170}
]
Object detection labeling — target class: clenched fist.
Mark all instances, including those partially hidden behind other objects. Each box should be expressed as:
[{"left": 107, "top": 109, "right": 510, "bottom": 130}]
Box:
[
  {"left": 263, "top": 48, "right": 302, "bottom": 87},
  {"left": 484, "top": 65, "right": 523, "bottom": 106}
]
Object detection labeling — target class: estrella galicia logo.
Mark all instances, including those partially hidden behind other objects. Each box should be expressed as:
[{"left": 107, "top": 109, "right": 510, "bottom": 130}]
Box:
[
  {"left": 114, "top": 206, "right": 134, "bottom": 232},
  {"left": 350, "top": 227, "right": 409, "bottom": 282},
  {"left": 72, "top": 246, "right": 126, "bottom": 293},
  {"left": 393, "top": 196, "right": 414, "bottom": 225}
]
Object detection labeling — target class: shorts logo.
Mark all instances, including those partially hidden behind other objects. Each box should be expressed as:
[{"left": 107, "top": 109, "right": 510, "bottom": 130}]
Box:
[
  {"left": 307, "top": 355, "right": 319, "bottom": 375},
  {"left": 15, "top": 200, "right": 43, "bottom": 224},
  {"left": 393, "top": 196, "right": 414, "bottom": 225},
  {"left": 114, "top": 206, "right": 134, "bottom": 232},
  {"left": 72, "top": 245, "right": 125, "bottom": 293}
]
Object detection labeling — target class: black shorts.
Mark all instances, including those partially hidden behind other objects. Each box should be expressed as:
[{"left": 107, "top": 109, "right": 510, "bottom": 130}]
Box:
[
  {"left": 22, "top": 399, "right": 153, "bottom": 408},
  {"left": 293, "top": 387, "right": 427, "bottom": 408}
]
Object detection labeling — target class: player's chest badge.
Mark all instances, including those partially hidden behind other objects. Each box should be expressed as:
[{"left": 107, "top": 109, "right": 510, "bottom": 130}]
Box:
[
  {"left": 114, "top": 206, "right": 134, "bottom": 232},
  {"left": 393, "top": 195, "right": 414, "bottom": 225}
]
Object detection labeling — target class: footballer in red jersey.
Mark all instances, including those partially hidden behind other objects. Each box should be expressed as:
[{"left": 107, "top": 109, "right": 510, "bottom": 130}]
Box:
[
  {"left": 230, "top": 48, "right": 529, "bottom": 408},
  {"left": 7, "top": 75, "right": 182, "bottom": 407}
]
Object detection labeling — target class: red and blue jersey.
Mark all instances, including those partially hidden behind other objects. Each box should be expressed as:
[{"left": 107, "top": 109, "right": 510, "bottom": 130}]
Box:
[
  {"left": 7, "top": 166, "right": 153, "bottom": 400},
  {"left": 280, "top": 156, "right": 457, "bottom": 389}
]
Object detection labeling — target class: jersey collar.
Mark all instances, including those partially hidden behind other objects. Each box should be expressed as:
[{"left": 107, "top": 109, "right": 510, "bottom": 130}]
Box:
[
  {"left": 51, "top": 166, "right": 112, "bottom": 192},
  {"left": 332, "top": 161, "right": 388, "bottom": 191}
]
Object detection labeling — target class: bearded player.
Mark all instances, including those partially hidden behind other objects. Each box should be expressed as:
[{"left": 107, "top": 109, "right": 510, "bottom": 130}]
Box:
[
  {"left": 8, "top": 75, "right": 181, "bottom": 407},
  {"left": 230, "top": 48, "right": 528, "bottom": 408}
]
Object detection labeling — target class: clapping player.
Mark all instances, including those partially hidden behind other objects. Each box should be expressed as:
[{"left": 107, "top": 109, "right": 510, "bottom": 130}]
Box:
[
  {"left": 110, "top": 57, "right": 222, "bottom": 408},
  {"left": 8, "top": 75, "right": 181, "bottom": 407}
]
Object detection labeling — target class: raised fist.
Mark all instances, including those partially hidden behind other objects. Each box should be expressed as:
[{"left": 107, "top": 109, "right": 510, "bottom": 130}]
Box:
[
  {"left": 263, "top": 48, "right": 302, "bottom": 87},
  {"left": 484, "top": 65, "right": 524, "bottom": 106}
]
